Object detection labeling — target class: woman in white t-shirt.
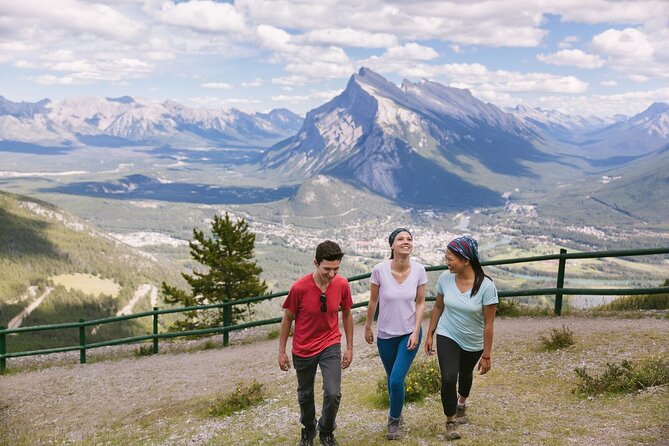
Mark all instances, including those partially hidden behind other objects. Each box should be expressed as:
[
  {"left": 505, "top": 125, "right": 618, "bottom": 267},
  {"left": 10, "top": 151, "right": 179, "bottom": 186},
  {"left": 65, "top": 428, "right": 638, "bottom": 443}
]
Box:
[
  {"left": 425, "top": 235, "right": 498, "bottom": 441},
  {"left": 364, "top": 228, "right": 427, "bottom": 440}
]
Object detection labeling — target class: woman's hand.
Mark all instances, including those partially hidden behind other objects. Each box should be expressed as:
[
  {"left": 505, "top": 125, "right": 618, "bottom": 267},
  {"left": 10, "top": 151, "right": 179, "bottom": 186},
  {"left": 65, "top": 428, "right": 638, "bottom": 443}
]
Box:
[
  {"left": 477, "top": 356, "right": 491, "bottom": 374},
  {"left": 424, "top": 334, "right": 434, "bottom": 356},
  {"left": 364, "top": 325, "right": 374, "bottom": 344},
  {"left": 407, "top": 331, "right": 419, "bottom": 350}
]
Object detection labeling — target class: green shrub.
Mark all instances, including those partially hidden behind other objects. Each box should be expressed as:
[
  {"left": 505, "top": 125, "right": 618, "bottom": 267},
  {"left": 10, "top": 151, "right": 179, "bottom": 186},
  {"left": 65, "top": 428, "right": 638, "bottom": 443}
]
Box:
[
  {"left": 600, "top": 294, "right": 669, "bottom": 311},
  {"left": 209, "top": 381, "right": 265, "bottom": 417},
  {"left": 266, "top": 329, "right": 280, "bottom": 340},
  {"left": 202, "top": 339, "right": 218, "bottom": 350},
  {"left": 134, "top": 344, "right": 154, "bottom": 357},
  {"left": 574, "top": 357, "right": 669, "bottom": 396},
  {"left": 539, "top": 325, "right": 575, "bottom": 351},
  {"left": 496, "top": 299, "right": 521, "bottom": 317},
  {"left": 376, "top": 358, "right": 441, "bottom": 405},
  {"left": 496, "top": 299, "right": 552, "bottom": 317}
]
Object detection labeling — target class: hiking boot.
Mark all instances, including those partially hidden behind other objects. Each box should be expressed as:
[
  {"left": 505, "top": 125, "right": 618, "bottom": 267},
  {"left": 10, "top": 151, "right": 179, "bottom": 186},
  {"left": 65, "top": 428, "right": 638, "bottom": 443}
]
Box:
[
  {"left": 455, "top": 403, "right": 468, "bottom": 424},
  {"left": 298, "top": 427, "right": 315, "bottom": 446},
  {"left": 386, "top": 416, "right": 402, "bottom": 440},
  {"left": 445, "top": 420, "right": 461, "bottom": 440},
  {"left": 319, "top": 432, "right": 339, "bottom": 446}
]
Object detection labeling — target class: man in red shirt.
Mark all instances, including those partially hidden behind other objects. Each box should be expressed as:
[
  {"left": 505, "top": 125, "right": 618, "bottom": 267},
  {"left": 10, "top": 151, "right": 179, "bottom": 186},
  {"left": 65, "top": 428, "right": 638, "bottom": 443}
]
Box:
[{"left": 278, "top": 240, "right": 354, "bottom": 446}]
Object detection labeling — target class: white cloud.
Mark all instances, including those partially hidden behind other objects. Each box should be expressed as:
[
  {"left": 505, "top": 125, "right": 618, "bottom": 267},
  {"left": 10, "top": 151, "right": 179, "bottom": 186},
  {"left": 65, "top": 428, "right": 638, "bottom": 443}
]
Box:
[
  {"left": 14, "top": 60, "right": 39, "bottom": 69},
  {"left": 241, "top": 78, "right": 263, "bottom": 87},
  {"left": 35, "top": 74, "right": 81, "bottom": 85},
  {"left": 558, "top": 36, "right": 579, "bottom": 49},
  {"left": 591, "top": 28, "right": 654, "bottom": 61},
  {"left": 186, "top": 95, "right": 263, "bottom": 109},
  {"left": 297, "top": 28, "right": 398, "bottom": 48},
  {"left": 1, "top": 0, "right": 143, "bottom": 41},
  {"left": 589, "top": 27, "right": 668, "bottom": 81},
  {"left": 537, "top": 49, "right": 605, "bottom": 69},
  {"left": 535, "top": 87, "right": 669, "bottom": 117},
  {"left": 407, "top": 63, "right": 589, "bottom": 94},
  {"left": 239, "top": 0, "right": 547, "bottom": 47},
  {"left": 201, "top": 82, "right": 233, "bottom": 89},
  {"left": 600, "top": 80, "right": 618, "bottom": 87},
  {"left": 547, "top": 0, "right": 669, "bottom": 26},
  {"left": 145, "top": 0, "right": 248, "bottom": 34}
]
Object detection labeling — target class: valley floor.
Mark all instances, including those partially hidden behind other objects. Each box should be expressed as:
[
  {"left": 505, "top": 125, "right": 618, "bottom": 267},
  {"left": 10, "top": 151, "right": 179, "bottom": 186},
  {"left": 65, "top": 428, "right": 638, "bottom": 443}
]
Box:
[{"left": 1, "top": 316, "right": 668, "bottom": 445}]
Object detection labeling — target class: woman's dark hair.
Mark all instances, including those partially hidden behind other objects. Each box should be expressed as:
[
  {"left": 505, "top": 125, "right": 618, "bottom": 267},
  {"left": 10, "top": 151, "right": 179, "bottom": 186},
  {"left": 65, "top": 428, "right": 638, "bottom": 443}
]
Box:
[
  {"left": 315, "top": 240, "right": 344, "bottom": 263},
  {"left": 448, "top": 247, "right": 490, "bottom": 296}
]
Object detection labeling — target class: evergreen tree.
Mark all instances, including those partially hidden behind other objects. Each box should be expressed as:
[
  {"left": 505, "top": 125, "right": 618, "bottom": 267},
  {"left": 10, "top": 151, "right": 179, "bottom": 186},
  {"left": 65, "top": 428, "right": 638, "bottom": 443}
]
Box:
[{"left": 162, "top": 213, "right": 267, "bottom": 329}]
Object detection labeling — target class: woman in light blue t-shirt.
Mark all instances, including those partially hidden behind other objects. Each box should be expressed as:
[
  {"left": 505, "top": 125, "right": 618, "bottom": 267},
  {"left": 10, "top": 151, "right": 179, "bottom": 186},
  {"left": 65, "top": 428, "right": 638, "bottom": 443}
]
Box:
[
  {"left": 365, "top": 228, "right": 427, "bottom": 440},
  {"left": 425, "top": 235, "right": 498, "bottom": 441}
]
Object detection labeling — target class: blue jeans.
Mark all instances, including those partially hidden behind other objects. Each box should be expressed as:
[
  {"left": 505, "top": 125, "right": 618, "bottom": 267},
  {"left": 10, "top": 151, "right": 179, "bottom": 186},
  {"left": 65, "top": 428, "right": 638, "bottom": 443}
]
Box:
[
  {"left": 376, "top": 329, "right": 422, "bottom": 418},
  {"left": 293, "top": 343, "right": 342, "bottom": 434}
]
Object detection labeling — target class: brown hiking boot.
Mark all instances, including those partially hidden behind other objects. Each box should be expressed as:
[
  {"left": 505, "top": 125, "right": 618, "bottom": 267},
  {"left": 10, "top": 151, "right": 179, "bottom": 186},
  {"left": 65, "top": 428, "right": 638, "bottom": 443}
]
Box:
[
  {"left": 445, "top": 420, "right": 461, "bottom": 440},
  {"left": 455, "top": 403, "right": 468, "bottom": 424},
  {"left": 387, "top": 416, "right": 402, "bottom": 440}
]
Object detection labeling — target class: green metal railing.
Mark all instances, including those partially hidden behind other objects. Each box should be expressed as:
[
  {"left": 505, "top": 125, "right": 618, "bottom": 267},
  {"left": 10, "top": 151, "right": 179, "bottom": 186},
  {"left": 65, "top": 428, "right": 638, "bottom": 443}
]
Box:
[{"left": 1, "top": 246, "right": 668, "bottom": 372}]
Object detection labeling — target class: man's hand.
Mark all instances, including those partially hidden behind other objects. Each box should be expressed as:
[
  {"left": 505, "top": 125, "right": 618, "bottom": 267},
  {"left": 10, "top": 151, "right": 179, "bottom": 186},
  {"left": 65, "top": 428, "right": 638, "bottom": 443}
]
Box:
[
  {"left": 341, "top": 349, "right": 353, "bottom": 369},
  {"left": 278, "top": 352, "right": 291, "bottom": 371}
]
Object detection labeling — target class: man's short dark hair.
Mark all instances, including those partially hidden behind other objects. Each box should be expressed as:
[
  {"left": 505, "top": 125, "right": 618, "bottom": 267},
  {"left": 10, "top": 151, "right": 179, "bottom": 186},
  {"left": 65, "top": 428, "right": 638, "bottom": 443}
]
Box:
[{"left": 315, "top": 240, "right": 344, "bottom": 263}]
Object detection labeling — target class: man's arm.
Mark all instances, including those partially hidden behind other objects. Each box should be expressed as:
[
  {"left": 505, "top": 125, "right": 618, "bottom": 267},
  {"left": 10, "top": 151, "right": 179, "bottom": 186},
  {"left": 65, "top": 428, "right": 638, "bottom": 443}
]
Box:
[
  {"left": 341, "top": 307, "right": 353, "bottom": 369},
  {"left": 278, "top": 309, "right": 295, "bottom": 371}
]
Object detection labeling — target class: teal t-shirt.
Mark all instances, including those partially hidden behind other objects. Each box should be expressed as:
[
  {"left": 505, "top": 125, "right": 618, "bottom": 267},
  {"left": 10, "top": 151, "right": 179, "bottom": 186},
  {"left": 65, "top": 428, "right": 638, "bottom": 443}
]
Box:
[{"left": 435, "top": 272, "right": 498, "bottom": 351}]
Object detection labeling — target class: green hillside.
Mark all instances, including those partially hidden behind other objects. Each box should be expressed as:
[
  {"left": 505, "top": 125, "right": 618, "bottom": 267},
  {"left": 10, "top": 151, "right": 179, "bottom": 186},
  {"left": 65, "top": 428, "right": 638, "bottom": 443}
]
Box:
[
  {"left": 536, "top": 147, "right": 669, "bottom": 229},
  {"left": 0, "top": 190, "right": 180, "bottom": 351}
]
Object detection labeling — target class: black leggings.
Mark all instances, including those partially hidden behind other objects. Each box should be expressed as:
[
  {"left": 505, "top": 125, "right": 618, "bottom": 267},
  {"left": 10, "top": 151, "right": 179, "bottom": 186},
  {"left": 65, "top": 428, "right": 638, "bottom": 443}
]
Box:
[{"left": 436, "top": 335, "right": 483, "bottom": 417}]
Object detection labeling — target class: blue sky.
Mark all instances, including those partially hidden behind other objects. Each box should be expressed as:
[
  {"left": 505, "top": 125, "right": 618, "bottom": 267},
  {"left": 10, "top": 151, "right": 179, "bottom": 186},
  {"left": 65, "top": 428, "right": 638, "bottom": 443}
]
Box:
[{"left": 1, "top": 0, "right": 668, "bottom": 118}]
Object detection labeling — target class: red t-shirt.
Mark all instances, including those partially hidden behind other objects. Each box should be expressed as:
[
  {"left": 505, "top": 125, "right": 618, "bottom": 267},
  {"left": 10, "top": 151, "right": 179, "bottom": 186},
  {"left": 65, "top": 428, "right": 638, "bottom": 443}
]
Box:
[{"left": 282, "top": 273, "right": 353, "bottom": 358}]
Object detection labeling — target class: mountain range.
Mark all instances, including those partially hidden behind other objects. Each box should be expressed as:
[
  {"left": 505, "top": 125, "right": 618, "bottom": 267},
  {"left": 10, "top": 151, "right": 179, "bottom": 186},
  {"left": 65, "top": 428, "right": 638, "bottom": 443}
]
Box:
[
  {"left": 261, "top": 68, "right": 669, "bottom": 210},
  {"left": 0, "top": 95, "right": 303, "bottom": 149},
  {"left": 1, "top": 68, "right": 668, "bottom": 216}
]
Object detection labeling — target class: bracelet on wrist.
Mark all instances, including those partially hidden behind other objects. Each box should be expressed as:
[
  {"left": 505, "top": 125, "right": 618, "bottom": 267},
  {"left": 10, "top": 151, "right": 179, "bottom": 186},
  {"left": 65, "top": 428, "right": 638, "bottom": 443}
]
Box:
[{"left": 481, "top": 356, "right": 490, "bottom": 360}]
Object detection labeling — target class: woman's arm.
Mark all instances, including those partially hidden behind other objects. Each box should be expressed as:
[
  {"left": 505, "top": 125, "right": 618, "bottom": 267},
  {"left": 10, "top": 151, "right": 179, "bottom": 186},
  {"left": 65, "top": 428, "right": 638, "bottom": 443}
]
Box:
[
  {"left": 364, "top": 283, "right": 380, "bottom": 344},
  {"left": 407, "top": 283, "right": 426, "bottom": 350},
  {"left": 425, "top": 292, "right": 444, "bottom": 355},
  {"left": 477, "top": 303, "right": 497, "bottom": 374}
]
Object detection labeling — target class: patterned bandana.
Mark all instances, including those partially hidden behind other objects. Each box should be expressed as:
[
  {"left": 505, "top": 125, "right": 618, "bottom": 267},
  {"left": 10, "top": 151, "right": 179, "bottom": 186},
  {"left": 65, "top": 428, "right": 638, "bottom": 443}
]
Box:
[
  {"left": 388, "top": 227, "right": 411, "bottom": 247},
  {"left": 447, "top": 235, "right": 479, "bottom": 261}
]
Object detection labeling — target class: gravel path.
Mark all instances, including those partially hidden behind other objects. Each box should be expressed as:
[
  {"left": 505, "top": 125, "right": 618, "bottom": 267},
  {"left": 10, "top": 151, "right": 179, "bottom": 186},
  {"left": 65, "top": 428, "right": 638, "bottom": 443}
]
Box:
[{"left": 1, "top": 316, "right": 668, "bottom": 445}]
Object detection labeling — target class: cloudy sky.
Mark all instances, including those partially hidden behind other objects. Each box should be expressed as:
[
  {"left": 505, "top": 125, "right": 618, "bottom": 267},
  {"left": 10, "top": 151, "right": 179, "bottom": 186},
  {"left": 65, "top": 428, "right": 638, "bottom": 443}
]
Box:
[{"left": 1, "top": 0, "right": 668, "bottom": 118}]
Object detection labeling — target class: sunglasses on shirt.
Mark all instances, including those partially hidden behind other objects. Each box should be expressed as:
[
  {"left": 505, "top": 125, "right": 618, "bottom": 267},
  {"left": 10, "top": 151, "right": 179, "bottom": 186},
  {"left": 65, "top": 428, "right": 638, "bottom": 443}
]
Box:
[{"left": 320, "top": 292, "right": 327, "bottom": 312}]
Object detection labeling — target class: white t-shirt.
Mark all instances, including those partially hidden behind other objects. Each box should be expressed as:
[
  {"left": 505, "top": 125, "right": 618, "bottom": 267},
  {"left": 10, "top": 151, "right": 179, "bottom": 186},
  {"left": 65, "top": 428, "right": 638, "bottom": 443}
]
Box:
[
  {"left": 435, "top": 272, "right": 498, "bottom": 351},
  {"left": 371, "top": 259, "right": 428, "bottom": 339}
]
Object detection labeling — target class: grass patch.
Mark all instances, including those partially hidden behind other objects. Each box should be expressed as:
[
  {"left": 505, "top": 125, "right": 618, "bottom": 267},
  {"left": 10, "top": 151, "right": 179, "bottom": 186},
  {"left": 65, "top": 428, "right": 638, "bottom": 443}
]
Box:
[
  {"left": 574, "top": 357, "right": 669, "bottom": 396},
  {"left": 134, "top": 344, "right": 154, "bottom": 357},
  {"left": 209, "top": 381, "right": 265, "bottom": 417},
  {"left": 267, "top": 328, "right": 280, "bottom": 340},
  {"left": 600, "top": 294, "right": 669, "bottom": 311},
  {"left": 539, "top": 325, "right": 576, "bottom": 351},
  {"left": 50, "top": 273, "right": 122, "bottom": 298},
  {"left": 375, "top": 358, "right": 440, "bottom": 406},
  {"left": 496, "top": 299, "right": 553, "bottom": 317}
]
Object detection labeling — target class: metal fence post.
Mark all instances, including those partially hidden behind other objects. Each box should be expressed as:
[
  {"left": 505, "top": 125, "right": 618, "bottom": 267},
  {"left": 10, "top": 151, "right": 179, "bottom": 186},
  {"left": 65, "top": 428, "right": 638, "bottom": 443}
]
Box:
[
  {"left": 555, "top": 248, "right": 567, "bottom": 316},
  {"left": 0, "top": 326, "right": 6, "bottom": 373},
  {"left": 223, "top": 305, "right": 231, "bottom": 347},
  {"left": 153, "top": 307, "right": 159, "bottom": 354},
  {"left": 79, "top": 319, "right": 87, "bottom": 364}
]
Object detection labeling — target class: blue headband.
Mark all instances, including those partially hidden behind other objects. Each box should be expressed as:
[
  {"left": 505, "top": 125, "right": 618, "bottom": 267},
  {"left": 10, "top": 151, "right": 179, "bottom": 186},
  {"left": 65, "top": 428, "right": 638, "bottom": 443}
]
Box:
[
  {"left": 388, "top": 227, "right": 411, "bottom": 246},
  {"left": 447, "top": 235, "right": 479, "bottom": 261}
]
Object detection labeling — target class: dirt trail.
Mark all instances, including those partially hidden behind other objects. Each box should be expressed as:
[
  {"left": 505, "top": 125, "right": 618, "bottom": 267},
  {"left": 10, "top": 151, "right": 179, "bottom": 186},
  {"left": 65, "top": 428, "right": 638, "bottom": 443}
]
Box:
[
  {"left": 1, "top": 317, "right": 667, "bottom": 445},
  {"left": 117, "top": 284, "right": 157, "bottom": 316},
  {"left": 7, "top": 287, "right": 54, "bottom": 329}
]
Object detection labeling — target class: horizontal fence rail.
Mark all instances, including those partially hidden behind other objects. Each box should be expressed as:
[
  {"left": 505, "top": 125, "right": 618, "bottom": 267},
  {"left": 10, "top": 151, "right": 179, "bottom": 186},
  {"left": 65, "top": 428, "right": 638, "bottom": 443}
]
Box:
[{"left": 1, "top": 246, "right": 668, "bottom": 372}]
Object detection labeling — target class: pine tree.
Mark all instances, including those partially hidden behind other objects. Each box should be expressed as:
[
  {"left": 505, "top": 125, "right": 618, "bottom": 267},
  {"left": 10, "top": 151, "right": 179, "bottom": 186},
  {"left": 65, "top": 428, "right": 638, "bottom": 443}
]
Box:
[{"left": 162, "top": 213, "right": 267, "bottom": 329}]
